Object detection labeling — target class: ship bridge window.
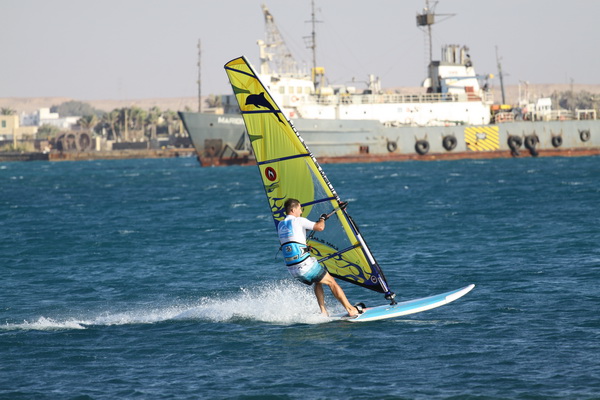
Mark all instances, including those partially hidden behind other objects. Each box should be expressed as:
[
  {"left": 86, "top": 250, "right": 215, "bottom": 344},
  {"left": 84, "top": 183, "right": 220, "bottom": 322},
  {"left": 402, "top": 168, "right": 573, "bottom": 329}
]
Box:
[
  {"left": 296, "top": 87, "right": 302, "bottom": 94},
  {"left": 304, "top": 87, "right": 311, "bottom": 94},
  {"left": 279, "top": 87, "right": 285, "bottom": 94},
  {"left": 288, "top": 86, "right": 293, "bottom": 94}
]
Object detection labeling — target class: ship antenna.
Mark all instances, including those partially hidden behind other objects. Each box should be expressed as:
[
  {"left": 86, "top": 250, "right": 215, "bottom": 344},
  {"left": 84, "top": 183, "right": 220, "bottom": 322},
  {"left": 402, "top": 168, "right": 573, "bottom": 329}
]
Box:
[
  {"left": 197, "top": 39, "right": 202, "bottom": 113},
  {"left": 416, "top": 1, "right": 455, "bottom": 70},
  {"left": 304, "top": 0, "right": 322, "bottom": 90},
  {"left": 495, "top": 46, "right": 507, "bottom": 104},
  {"left": 308, "top": 0, "right": 318, "bottom": 72}
]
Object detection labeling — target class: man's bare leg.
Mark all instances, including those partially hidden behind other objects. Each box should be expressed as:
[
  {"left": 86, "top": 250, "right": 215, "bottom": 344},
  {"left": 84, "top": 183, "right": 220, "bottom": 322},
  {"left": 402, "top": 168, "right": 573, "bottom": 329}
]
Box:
[
  {"left": 319, "top": 272, "right": 358, "bottom": 316},
  {"left": 313, "top": 283, "right": 328, "bottom": 316}
]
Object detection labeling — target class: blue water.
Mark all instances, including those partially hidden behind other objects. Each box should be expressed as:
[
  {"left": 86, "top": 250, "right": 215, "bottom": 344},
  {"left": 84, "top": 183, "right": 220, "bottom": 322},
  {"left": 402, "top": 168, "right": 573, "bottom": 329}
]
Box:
[{"left": 1, "top": 156, "right": 599, "bottom": 399}]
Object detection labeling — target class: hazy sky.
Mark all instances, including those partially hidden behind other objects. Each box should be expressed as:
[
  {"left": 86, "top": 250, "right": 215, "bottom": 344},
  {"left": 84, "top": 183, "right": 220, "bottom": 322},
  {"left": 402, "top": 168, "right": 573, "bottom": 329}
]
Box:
[{"left": 1, "top": 0, "right": 598, "bottom": 100}]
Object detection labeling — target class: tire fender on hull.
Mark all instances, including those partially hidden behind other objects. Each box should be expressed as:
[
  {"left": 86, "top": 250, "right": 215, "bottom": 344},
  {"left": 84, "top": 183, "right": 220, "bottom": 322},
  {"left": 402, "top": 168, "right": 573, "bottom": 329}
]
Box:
[
  {"left": 442, "top": 135, "right": 457, "bottom": 151},
  {"left": 552, "top": 135, "right": 563, "bottom": 148},
  {"left": 386, "top": 140, "right": 398, "bottom": 153},
  {"left": 415, "top": 140, "right": 430, "bottom": 155},
  {"left": 507, "top": 135, "right": 523, "bottom": 157},
  {"left": 524, "top": 134, "right": 539, "bottom": 157},
  {"left": 579, "top": 129, "right": 591, "bottom": 142}
]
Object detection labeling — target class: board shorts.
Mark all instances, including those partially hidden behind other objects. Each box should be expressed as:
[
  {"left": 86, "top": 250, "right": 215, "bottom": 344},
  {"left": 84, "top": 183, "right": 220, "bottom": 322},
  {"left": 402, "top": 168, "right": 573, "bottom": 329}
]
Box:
[{"left": 287, "top": 256, "right": 327, "bottom": 285}]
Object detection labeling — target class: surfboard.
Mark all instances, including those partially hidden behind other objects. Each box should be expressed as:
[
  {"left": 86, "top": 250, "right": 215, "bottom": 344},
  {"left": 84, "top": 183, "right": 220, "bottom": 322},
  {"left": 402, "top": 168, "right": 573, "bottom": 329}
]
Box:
[{"left": 331, "top": 284, "right": 475, "bottom": 322}]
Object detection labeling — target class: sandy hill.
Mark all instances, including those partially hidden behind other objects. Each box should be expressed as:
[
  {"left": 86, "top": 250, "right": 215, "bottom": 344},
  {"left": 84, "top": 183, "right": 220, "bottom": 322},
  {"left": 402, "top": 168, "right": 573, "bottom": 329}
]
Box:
[{"left": 0, "top": 97, "right": 199, "bottom": 114}]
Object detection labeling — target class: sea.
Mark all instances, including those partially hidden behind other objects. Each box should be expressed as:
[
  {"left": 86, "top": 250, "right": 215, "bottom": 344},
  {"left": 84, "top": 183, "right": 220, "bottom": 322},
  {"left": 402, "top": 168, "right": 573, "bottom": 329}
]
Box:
[{"left": 1, "top": 156, "right": 599, "bottom": 400}]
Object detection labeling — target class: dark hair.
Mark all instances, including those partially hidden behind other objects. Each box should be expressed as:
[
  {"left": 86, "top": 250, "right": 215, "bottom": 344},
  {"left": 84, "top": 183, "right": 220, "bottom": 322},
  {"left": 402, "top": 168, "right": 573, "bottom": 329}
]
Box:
[{"left": 284, "top": 198, "right": 301, "bottom": 214}]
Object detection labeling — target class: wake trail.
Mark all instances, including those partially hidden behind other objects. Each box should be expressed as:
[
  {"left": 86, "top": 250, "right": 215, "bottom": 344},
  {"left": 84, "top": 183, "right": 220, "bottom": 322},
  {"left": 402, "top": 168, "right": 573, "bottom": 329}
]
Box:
[{"left": 1, "top": 281, "right": 336, "bottom": 331}]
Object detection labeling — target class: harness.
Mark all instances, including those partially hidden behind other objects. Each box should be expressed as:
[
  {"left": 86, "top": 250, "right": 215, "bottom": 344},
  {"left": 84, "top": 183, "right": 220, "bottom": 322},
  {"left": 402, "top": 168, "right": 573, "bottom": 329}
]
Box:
[{"left": 280, "top": 241, "right": 311, "bottom": 266}]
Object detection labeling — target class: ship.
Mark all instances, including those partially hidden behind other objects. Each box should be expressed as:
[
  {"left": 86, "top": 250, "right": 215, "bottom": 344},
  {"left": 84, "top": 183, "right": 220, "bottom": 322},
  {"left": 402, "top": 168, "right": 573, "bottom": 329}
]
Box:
[{"left": 179, "top": 2, "right": 599, "bottom": 167}]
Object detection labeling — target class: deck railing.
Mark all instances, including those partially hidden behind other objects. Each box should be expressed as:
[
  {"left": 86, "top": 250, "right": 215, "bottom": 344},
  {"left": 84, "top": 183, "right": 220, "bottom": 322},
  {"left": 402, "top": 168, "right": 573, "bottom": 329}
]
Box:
[{"left": 312, "top": 91, "right": 494, "bottom": 106}]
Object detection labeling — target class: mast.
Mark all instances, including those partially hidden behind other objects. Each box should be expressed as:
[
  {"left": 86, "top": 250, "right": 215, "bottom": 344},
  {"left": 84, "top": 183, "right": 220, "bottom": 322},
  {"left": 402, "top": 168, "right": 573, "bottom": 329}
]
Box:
[
  {"left": 495, "top": 46, "right": 506, "bottom": 104},
  {"left": 308, "top": 0, "right": 317, "bottom": 72},
  {"left": 416, "top": 1, "right": 455, "bottom": 71},
  {"left": 303, "top": 0, "right": 323, "bottom": 91},
  {"left": 197, "top": 39, "right": 202, "bottom": 113},
  {"left": 416, "top": 0, "right": 434, "bottom": 67}
]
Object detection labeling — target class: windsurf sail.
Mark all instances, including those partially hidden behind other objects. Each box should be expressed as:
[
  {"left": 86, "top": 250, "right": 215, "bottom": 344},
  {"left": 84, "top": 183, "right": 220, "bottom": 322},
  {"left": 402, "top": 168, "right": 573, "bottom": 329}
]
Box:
[{"left": 224, "top": 56, "right": 395, "bottom": 302}]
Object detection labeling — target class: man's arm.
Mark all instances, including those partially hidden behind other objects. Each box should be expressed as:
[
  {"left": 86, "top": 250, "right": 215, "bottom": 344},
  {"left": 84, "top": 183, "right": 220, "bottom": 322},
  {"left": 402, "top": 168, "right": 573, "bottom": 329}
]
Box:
[
  {"left": 313, "top": 213, "right": 328, "bottom": 231},
  {"left": 313, "top": 218, "right": 325, "bottom": 231}
]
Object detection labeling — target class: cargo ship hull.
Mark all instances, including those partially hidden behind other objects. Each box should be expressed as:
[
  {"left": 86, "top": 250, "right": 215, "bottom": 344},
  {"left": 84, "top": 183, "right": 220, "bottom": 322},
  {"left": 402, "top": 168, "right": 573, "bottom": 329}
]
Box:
[{"left": 179, "top": 111, "right": 600, "bottom": 166}]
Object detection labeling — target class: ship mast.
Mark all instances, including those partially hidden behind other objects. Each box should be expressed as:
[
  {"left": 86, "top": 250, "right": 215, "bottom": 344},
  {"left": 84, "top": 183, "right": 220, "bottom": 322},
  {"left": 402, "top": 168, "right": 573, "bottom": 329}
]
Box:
[
  {"left": 307, "top": 0, "right": 318, "bottom": 72},
  {"left": 197, "top": 39, "right": 202, "bottom": 113},
  {"left": 416, "top": 1, "right": 455, "bottom": 68},
  {"left": 304, "top": 0, "right": 323, "bottom": 92},
  {"left": 495, "top": 46, "right": 506, "bottom": 104}
]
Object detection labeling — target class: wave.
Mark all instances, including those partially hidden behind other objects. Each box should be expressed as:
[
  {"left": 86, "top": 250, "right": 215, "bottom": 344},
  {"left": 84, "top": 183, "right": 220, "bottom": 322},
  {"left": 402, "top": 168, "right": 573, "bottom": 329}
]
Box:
[
  {"left": 174, "top": 280, "right": 333, "bottom": 325},
  {"left": 1, "top": 281, "right": 335, "bottom": 331}
]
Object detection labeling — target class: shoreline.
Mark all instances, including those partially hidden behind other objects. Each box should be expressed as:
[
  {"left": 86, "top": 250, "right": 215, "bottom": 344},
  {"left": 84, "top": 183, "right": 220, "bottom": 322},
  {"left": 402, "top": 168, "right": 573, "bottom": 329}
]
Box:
[{"left": 0, "top": 148, "right": 196, "bottom": 163}]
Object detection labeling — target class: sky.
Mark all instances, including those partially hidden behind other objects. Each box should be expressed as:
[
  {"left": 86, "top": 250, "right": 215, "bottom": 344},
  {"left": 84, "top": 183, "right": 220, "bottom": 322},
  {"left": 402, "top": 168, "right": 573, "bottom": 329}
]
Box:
[{"left": 1, "top": 0, "right": 598, "bottom": 101}]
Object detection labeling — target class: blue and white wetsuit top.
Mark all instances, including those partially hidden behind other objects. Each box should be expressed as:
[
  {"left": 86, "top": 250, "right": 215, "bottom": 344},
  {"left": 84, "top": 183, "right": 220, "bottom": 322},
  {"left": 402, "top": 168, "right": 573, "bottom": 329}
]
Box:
[{"left": 277, "top": 215, "right": 316, "bottom": 266}]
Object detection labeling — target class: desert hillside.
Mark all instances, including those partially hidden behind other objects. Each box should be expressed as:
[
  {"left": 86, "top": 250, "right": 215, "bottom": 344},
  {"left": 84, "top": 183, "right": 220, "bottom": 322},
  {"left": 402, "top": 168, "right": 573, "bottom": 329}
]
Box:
[
  {"left": 1, "top": 84, "right": 599, "bottom": 114},
  {"left": 0, "top": 97, "right": 199, "bottom": 114}
]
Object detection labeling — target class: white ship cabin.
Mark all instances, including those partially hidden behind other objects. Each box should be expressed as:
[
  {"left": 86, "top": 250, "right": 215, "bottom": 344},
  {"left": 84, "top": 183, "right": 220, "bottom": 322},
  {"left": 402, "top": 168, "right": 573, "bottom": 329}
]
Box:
[
  {"left": 221, "top": 44, "right": 492, "bottom": 126},
  {"left": 424, "top": 45, "right": 486, "bottom": 99},
  {"left": 534, "top": 98, "right": 552, "bottom": 118},
  {"left": 259, "top": 73, "right": 318, "bottom": 111},
  {"left": 522, "top": 97, "right": 571, "bottom": 121}
]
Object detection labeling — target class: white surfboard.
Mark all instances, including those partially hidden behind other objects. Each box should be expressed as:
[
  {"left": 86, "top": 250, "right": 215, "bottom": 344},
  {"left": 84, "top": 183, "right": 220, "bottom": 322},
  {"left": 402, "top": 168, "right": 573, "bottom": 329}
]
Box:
[{"left": 331, "top": 284, "right": 475, "bottom": 322}]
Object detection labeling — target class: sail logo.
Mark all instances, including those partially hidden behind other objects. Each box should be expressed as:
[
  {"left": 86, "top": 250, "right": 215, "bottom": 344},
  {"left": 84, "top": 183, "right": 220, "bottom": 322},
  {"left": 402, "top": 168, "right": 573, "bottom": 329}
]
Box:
[
  {"left": 245, "top": 92, "right": 284, "bottom": 124},
  {"left": 265, "top": 167, "right": 277, "bottom": 181},
  {"left": 464, "top": 126, "right": 500, "bottom": 151}
]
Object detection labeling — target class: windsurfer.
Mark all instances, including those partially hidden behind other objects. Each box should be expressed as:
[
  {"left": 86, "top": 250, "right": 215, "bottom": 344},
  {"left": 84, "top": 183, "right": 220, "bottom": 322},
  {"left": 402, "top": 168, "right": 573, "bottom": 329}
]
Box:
[{"left": 278, "top": 198, "right": 359, "bottom": 317}]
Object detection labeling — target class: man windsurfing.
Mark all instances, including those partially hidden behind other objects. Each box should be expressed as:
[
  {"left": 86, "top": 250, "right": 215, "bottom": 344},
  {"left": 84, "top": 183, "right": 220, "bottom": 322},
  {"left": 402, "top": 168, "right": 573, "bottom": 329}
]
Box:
[{"left": 277, "top": 198, "right": 361, "bottom": 317}]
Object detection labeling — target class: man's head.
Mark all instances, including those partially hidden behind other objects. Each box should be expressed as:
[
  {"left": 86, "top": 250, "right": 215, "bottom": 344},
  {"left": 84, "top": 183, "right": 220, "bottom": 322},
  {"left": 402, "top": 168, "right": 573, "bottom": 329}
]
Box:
[{"left": 284, "top": 198, "right": 302, "bottom": 215}]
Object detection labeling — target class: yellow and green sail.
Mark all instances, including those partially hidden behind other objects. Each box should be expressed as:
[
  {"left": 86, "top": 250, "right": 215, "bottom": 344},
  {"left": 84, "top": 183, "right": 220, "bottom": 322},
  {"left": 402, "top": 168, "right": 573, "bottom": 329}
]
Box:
[{"left": 224, "top": 56, "right": 394, "bottom": 296}]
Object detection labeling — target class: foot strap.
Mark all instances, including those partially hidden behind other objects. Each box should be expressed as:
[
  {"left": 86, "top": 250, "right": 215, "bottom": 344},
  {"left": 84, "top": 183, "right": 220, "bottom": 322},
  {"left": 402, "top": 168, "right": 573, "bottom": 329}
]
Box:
[{"left": 354, "top": 302, "right": 366, "bottom": 314}]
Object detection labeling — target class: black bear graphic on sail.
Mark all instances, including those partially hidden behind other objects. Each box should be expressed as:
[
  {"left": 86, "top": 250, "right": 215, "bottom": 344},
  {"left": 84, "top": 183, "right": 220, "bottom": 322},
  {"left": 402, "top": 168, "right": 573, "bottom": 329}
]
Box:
[{"left": 245, "top": 92, "right": 283, "bottom": 123}]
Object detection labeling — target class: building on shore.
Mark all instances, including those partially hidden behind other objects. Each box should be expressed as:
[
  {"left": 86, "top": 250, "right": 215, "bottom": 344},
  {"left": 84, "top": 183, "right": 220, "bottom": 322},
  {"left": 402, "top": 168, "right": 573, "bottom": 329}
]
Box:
[
  {"left": 20, "top": 108, "right": 80, "bottom": 130},
  {"left": 0, "top": 114, "right": 38, "bottom": 142}
]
